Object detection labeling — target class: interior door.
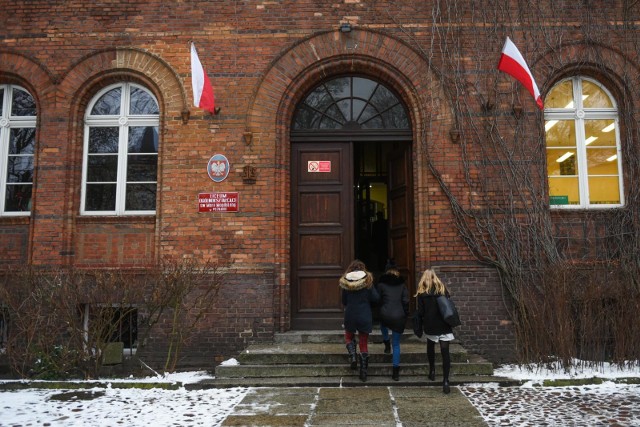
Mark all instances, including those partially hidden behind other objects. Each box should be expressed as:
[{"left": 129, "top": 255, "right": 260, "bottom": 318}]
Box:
[
  {"left": 291, "top": 142, "right": 353, "bottom": 329},
  {"left": 388, "top": 144, "right": 415, "bottom": 304}
]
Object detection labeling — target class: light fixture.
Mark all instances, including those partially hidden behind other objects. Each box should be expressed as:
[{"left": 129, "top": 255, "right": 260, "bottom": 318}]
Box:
[
  {"left": 607, "top": 154, "right": 618, "bottom": 162},
  {"left": 557, "top": 152, "right": 574, "bottom": 163},
  {"left": 340, "top": 23, "right": 352, "bottom": 33},
  {"left": 602, "top": 123, "right": 615, "bottom": 132},
  {"left": 585, "top": 136, "right": 598, "bottom": 145}
]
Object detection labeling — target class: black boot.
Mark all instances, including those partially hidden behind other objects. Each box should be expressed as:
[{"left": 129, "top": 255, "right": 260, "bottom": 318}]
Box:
[
  {"left": 441, "top": 342, "right": 451, "bottom": 394},
  {"left": 428, "top": 367, "right": 436, "bottom": 381},
  {"left": 392, "top": 366, "right": 400, "bottom": 381},
  {"left": 383, "top": 340, "right": 391, "bottom": 354},
  {"left": 346, "top": 341, "right": 358, "bottom": 370},
  {"left": 359, "top": 352, "right": 369, "bottom": 382}
]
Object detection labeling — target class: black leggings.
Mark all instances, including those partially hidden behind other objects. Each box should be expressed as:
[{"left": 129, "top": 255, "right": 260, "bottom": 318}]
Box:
[{"left": 427, "top": 339, "right": 451, "bottom": 379}]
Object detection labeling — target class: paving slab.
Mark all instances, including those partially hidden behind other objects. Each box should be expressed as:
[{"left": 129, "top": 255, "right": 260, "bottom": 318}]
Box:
[{"left": 219, "top": 385, "right": 486, "bottom": 427}]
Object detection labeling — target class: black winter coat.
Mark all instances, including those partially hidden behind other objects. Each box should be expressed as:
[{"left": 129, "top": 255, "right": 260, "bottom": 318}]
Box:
[
  {"left": 376, "top": 273, "right": 409, "bottom": 333},
  {"left": 417, "top": 292, "right": 453, "bottom": 336},
  {"left": 340, "top": 272, "right": 380, "bottom": 334}
]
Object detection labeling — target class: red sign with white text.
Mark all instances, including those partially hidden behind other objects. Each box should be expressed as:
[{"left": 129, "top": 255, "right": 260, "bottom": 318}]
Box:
[
  {"left": 308, "top": 160, "right": 331, "bottom": 173},
  {"left": 198, "top": 192, "right": 239, "bottom": 212}
]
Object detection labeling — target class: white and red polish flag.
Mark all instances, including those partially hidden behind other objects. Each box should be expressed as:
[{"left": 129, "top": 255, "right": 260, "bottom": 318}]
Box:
[
  {"left": 497, "top": 37, "right": 543, "bottom": 110},
  {"left": 190, "top": 43, "right": 216, "bottom": 114}
]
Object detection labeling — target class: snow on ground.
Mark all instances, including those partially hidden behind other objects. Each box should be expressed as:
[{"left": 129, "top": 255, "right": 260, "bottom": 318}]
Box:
[{"left": 1, "top": 363, "right": 639, "bottom": 426}]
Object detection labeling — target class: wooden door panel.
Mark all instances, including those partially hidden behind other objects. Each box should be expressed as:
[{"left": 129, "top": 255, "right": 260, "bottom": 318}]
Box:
[
  {"left": 291, "top": 143, "right": 352, "bottom": 329},
  {"left": 299, "top": 234, "right": 343, "bottom": 266},
  {"left": 388, "top": 146, "right": 415, "bottom": 304}
]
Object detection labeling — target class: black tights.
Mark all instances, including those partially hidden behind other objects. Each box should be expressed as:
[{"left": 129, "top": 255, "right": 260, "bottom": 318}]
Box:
[{"left": 427, "top": 339, "right": 451, "bottom": 380}]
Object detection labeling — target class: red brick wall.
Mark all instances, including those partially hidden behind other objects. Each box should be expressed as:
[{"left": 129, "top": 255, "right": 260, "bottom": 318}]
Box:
[{"left": 1, "top": 1, "right": 638, "bottom": 367}]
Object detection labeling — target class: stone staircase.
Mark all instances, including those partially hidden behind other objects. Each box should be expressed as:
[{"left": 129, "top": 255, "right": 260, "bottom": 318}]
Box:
[{"left": 208, "top": 331, "right": 514, "bottom": 388}]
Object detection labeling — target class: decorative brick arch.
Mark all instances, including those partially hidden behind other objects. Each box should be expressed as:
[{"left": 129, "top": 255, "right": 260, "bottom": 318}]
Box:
[
  {"left": 55, "top": 48, "right": 190, "bottom": 266},
  {"left": 59, "top": 47, "right": 189, "bottom": 119},
  {"left": 244, "top": 29, "right": 454, "bottom": 331},
  {"left": 0, "top": 51, "right": 55, "bottom": 110}
]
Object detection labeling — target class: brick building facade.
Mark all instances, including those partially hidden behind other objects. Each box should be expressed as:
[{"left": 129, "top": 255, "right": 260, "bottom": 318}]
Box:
[{"left": 1, "top": 1, "right": 639, "bottom": 369}]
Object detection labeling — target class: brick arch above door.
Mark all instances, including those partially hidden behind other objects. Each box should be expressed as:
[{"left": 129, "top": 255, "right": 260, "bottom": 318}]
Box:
[{"left": 242, "top": 28, "right": 454, "bottom": 331}]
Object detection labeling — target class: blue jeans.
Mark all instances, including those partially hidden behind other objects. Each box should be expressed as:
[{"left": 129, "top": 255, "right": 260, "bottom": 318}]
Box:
[{"left": 380, "top": 324, "right": 402, "bottom": 367}]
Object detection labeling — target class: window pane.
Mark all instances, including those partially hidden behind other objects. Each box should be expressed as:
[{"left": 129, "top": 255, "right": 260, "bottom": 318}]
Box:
[
  {"left": 9, "top": 128, "right": 36, "bottom": 154},
  {"left": 587, "top": 148, "right": 618, "bottom": 175},
  {"left": 584, "top": 119, "right": 616, "bottom": 147},
  {"left": 318, "top": 105, "right": 344, "bottom": 129},
  {"left": 0, "top": 88, "right": 4, "bottom": 116},
  {"left": 129, "top": 87, "right": 159, "bottom": 115},
  {"left": 370, "top": 85, "right": 399, "bottom": 112},
  {"left": 127, "top": 155, "right": 157, "bottom": 181},
  {"left": 361, "top": 114, "right": 384, "bottom": 129},
  {"left": 545, "top": 120, "right": 576, "bottom": 148},
  {"left": 6, "top": 156, "right": 34, "bottom": 183},
  {"left": 325, "top": 77, "right": 351, "bottom": 99},
  {"left": 547, "top": 149, "right": 578, "bottom": 176},
  {"left": 292, "top": 105, "right": 316, "bottom": 129},
  {"left": 382, "top": 104, "right": 410, "bottom": 129},
  {"left": 588, "top": 176, "right": 620, "bottom": 204},
  {"left": 545, "top": 80, "right": 574, "bottom": 108},
  {"left": 128, "top": 126, "right": 158, "bottom": 153},
  {"left": 582, "top": 81, "right": 613, "bottom": 108},
  {"left": 125, "top": 184, "right": 156, "bottom": 210},
  {"left": 4, "top": 184, "right": 32, "bottom": 212},
  {"left": 549, "top": 176, "right": 580, "bottom": 205},
  {"left": 90, "top": 88, "right": 121, "bottom": 115},
  {"left": 85, "top": 184, "right": 117, "bottom": 211},
  {"left": 304, "top": 86, "right": 333, "bottom": 111},
  {"left": 337, "top": 99, "right": 351, "bottom": 122},
  {"left": 89, "top": 127, "right": 119, "bottom": 153},
  {"left": 87, "top": 155, "right": 118, "bottom": 181},
  {"left": 11, "top": 87, "right": 36, "bottom": 116},
  {"left": 353, "top": 77, "right": 377, "bottom": 100}
]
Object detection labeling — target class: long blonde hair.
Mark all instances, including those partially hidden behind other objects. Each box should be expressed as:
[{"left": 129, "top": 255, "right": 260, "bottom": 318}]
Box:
[{"left": 414, "top": 268, "right": 447, "bottom": 297}]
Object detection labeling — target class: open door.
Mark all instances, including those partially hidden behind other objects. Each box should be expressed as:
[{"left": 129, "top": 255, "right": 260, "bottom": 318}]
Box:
[
  {"left": 388, "top": 144, "right": 415, "bottom": 302},
  {"left": 291, "top": 142, "right": 353, "bottom": 329}
]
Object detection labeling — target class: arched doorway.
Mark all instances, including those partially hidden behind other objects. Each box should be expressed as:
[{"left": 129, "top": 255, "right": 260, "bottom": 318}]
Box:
[{"left": 290, "top": 75, "right": 414, "bottom": 329}]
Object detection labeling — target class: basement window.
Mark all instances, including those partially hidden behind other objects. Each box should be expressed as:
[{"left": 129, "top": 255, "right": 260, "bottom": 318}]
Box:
[
  {"left": 0, "top": 306, "right": 7, "bottom": 353},
  {"left": 82, "top": 304, "right": 138, "bottom": 356}
]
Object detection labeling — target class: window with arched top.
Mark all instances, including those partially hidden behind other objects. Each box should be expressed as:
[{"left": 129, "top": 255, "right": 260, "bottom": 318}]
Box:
[
  {"left": 82, "top": 83, "right": 159, "bottom": 215},
  {"left": 292, "top": 76, "right": 410, "bottom": 131},
  {"left": 545, "top": 76, "right": 623, "bottom": 208},
  {"left": 0, "top": 84, "right": 36, "bottom": 215}
]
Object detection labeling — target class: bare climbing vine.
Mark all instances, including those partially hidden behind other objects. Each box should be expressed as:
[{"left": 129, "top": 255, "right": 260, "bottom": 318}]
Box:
[{"left": 376, "top": 0, "right": 640, "bottom": 367}]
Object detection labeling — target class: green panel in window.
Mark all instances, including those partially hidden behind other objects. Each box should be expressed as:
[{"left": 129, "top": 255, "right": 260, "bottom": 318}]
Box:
[{"left": 549, "top": 176, "right": 580, "bottom": 205}]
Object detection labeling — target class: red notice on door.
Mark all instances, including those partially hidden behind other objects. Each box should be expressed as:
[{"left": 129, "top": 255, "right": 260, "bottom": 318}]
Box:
[
  {"left": 198, "top": 192, "right": 239, "bottom": 212},
  {"left": 308, "top": 160, "right": 331, "bottom": 173}
]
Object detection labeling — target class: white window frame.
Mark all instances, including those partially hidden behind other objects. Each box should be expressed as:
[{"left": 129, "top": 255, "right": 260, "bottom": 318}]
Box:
[
  {"left": 81, "top": 82, "right": 159, "bottom": 216},
  {"left": 545, "top": 76, "right": 624, "bottom": 209},
  {"left": 0, "top": 84, "right": 36, "bottom": 216}
]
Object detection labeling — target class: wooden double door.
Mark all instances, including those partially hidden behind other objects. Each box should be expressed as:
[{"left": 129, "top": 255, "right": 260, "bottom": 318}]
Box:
[{"left": 291, "top": 141, "right": 414, "bottom": 330}]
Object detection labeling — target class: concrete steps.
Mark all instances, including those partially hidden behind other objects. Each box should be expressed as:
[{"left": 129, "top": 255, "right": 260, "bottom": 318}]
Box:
[{"left": 205, "top": 331, "right": 516, "bottom": 388}]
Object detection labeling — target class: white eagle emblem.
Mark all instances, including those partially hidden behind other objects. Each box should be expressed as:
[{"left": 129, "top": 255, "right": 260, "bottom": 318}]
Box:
[{"left": 209, "top": 160, "right": 226, "bottom": 176}]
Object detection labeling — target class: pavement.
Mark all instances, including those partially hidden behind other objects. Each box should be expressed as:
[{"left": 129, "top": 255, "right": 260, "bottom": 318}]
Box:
[
  {"left": 218, "top": 381, "right": 640, "bottom": 426},
  {"left": 220, "top": 385, "right": 487, "bottom": 427}
]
